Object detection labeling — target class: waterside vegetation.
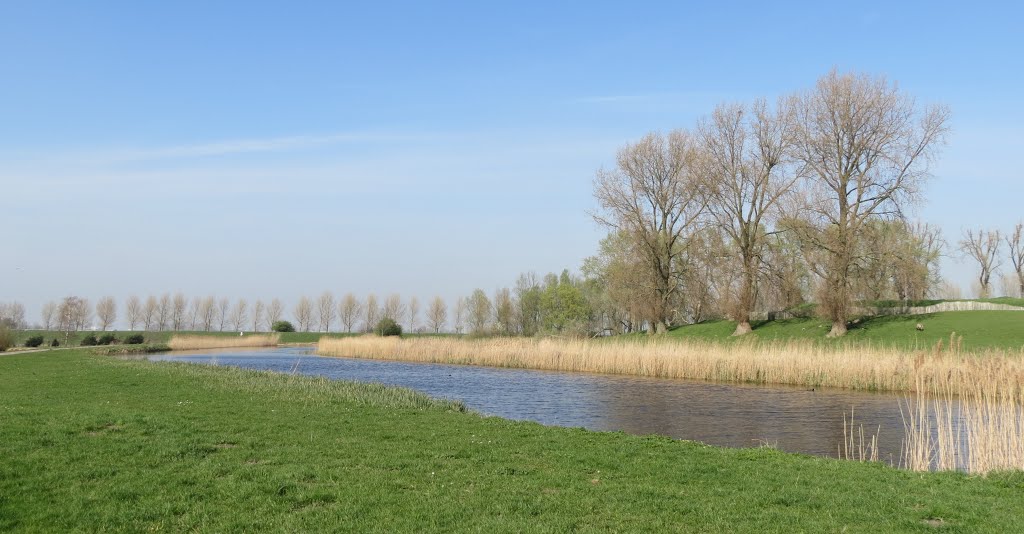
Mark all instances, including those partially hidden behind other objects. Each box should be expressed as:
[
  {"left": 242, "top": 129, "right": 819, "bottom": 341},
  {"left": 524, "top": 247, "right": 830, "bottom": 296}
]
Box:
[{"left": 316, "top": 333, "right": 1024, "bottom": 395}]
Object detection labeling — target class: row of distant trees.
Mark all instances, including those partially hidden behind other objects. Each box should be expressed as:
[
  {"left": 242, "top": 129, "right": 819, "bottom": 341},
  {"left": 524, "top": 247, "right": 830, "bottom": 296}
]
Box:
[
  {"left": 33, "top": 293, "right": 453, "bottom": 335},
  {"left": 958, "top": 223, "right": 1024, "bottom": 299}
]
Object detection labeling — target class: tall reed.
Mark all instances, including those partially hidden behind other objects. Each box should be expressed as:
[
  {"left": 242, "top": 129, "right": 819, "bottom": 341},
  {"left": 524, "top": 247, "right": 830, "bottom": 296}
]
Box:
[
  {"left": 167, "top": 334, "right": 281, "bottom": 351},
  {"left": 317, "top": 335, "right": 1024, "bottom": 395},
  {"left": 902, "top": 355, "right": 1024, "bottom": 473}
]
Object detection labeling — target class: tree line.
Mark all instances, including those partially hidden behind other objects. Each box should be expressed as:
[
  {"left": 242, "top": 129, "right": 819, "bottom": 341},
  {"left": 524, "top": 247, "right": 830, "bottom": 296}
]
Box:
[{"left": 32, "top": 293, "right": 453, "bottom": 337}]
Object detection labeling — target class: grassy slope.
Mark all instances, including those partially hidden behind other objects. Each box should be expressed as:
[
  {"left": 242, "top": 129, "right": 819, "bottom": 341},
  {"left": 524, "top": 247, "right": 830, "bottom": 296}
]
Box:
[
  {"left": 665, "top": 311, "right": 1024, "bottom": 351},
  {"left": 2, "top": 350, "right": 1024, "bottom": 532}
]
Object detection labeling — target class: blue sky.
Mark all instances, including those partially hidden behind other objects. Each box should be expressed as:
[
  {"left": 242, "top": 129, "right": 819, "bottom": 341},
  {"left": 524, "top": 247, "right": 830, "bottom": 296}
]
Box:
[{"left": 2, "top": 1, "right": 1022, "bottom": 325}]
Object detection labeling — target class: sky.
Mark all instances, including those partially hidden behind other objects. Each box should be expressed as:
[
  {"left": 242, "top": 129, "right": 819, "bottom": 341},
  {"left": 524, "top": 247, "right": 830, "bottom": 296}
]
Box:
[{"left": 2, "top": 1, "right": 1022, "bottom": 327}]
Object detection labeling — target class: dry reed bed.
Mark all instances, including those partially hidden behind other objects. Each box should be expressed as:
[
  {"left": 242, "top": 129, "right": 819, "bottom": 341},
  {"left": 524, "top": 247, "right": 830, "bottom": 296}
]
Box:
[
  {"left": 902, "top": 355, "right": 1024, "bottom": 473},
  {"left": 317, "top": 335, "right": 1024, "bottom": 395},
  {"left": 167, "top": 334, "right": 281, "bottom": 351}
]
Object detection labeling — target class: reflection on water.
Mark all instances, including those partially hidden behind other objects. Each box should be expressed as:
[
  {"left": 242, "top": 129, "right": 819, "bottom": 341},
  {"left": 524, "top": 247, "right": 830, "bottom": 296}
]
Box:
[{"left": 150, "top": 346, "right": 908, "bottom": 462}]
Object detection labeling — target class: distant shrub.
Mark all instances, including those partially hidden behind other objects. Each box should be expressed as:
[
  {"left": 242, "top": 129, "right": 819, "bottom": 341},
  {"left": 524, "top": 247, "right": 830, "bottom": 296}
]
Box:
[
  {"left": 50, "top": 338, "right": 60, "bottom": 347},
  {"left": 271, "top": 320, "right": 295, "bottom": 333},
  {"left": 0, "top": 326, "right": 12, "bottom": 351},
  {"left": 124, "top": 334, "right": 145, "bottom": 345},
  {"left": 374, "top": 318, "right": 402, "bottom": 337},
  {"left": 97, "top": 333, "right": 118, "bottom": 345},
  {"left": 24, "top": 335, "right": 45, "bottom": 348},
  {"left": 80, "top": 334, "right": 98, "bottom": 346}
]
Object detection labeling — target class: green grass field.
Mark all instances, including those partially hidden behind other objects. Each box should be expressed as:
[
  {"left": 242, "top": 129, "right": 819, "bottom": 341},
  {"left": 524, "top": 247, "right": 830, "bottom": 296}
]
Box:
[
  {"left": 2, "top": 349, "right": 1023, "bottom": 531},
  {"left": 661, "top": 311, "right": 1024, "bottom": 351}
]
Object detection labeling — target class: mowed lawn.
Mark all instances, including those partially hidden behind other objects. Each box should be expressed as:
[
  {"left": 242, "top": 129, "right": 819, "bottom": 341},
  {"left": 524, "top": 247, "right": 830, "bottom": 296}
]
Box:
[{"left": 2, "top": 350, "right": 1024, "bottom": 532}]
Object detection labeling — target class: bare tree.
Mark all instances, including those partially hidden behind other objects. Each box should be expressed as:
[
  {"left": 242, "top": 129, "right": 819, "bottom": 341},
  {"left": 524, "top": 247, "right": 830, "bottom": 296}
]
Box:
[
  {"left": 339, "top": 293, "right": 362, "bottom": 333},
  {"left": 294, "top": 296, "right": 314, "bottom": 332},
  {"left": 0, "top": 302, "right": 26, "bottom": 329},
  {"left": 467, "top": 289, "right": 492, "bottom": 335},
  {"left": 364, "top": 294, "right": 379, "bottom": 332},
  {"left": 171, "top": 293, "right": 187, "bottom": 331},
  {"left": 143, "top": 296, "right": 158, "bottom": 331},
  {"left": 1007, "top": 223, "right": 1024, "bottom": 298},
  {"left": 125, "top": 295, "right": 142, "bottom": 331},
  {"left": 154, "top": 294, "right": 170, "bottom": 330},
  {"left": 252, "top": 300, "right": 265, "bottom": 332},
  {"left": 188, "top": 297, "right": 202, "bottom": 330},
  {"left": 382, "top": 294, "right": 406, "bottom": 324},
  {"left": 408, "top": 296, "right": 420, "bottom": 333},
  {"left": 57, "top": 296, "right": 90, "bottom": 344},
  {"left": 960, "top": 229, "right": 1002, "bottom": 298},
  {"left": 41, "top": 301, "right": 57, "bottom": 331},
  {"left": 790, "top": 70, "right": 949, "bottom": 336},
  {"left": 453, "top": 297, "right": 467, "bottom": 334},
  {"left": 699, "top": 100, "right": 797, "bottom": 335},
  {"left": 217, "top": 297, "right": 230, "bottom": 331},
  {"left": 229, "top": 299, "right": 249, "bottom": 331},
  {"left": 592, "top": 130, "right": 709, "bottom": 334},
  {"left": 266, "top": 298, "right": 284, "bottom": 330},
  {"left": 200, "top": 296, "right": 217, "bottom": 331},
  {"left": 492, "top": 288, "right": 514, "bottom": 335},
  {"left": 95, "top": 297, "right": 117, "bottom": 331},
  {"left": 427, "top": 296, "right": 447, "bottom": 333},
  {"left": 317, "top": 292, "right": 336, "bottom": 332}
]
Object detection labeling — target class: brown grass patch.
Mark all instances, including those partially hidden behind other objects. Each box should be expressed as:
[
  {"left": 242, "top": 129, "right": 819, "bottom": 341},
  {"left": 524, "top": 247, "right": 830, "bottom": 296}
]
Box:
[{"left": 168, "top": 334, "right": 281, "bottom": 351}]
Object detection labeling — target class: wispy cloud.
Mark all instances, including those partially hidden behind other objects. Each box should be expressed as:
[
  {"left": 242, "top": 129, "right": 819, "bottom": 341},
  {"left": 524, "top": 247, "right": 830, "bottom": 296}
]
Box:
[{"left": 100, "top": 131, "right": 431, "bottom": 162}]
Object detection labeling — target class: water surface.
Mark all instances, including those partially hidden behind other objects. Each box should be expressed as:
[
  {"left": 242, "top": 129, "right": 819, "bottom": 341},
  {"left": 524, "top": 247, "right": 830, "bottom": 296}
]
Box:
[{"left": 150, "top": 346, "right": 909, "bottom": 462}]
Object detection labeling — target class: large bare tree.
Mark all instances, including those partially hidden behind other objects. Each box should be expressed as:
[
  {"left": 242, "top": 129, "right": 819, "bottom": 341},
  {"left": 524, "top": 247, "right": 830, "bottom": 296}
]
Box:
[
  {"left": 294, "top": 296, "right": 314, "bottom": 332},
  {"left": 1007, "top": 223, "right": 1024, "bottom": 298},
  {"left": 229, "top": 299, "right": 249, "bottom": 331},
  {"left": 156, "top": 294, "right": 171, "bottom": 331},
  {"left": 960, "top": 229, "right": 1002, "bottom": 298},
  {"left": 317, "top": 292, "right": 336, "bottom": 332},
  {"left": 382, "top": 294, "right": 405, "bottom": 324},
  {"left": 363, "top": 294, "right": 379, "bottom": 332},
  {"left": 200, "top": 296, "right": 217, "bottom": 331},
  {"left": 699, "top": 100, "right": 796, "bottom": 335},
  {"left": 171, "top": 293, "right": 187, "bottom": 331},
  {"left": 339, "top": 293, "right": 362, "bottom": 333},
  {"left": 125, "top": 295, "right": 142, "bottom": 331},
  {"left": 266, "top": 298, "right": 284, "bottom": 330},
  {"left": 95, "top": 297, "right": 117, "bottom": 331},
  {"left": 57, "top": 296, "right": 90, "bottom": 344},
  {"left": 41, "top": 301, "right": 57, "bottom": 331},
  {"left": 216, "top": 297, "right": 230, "bottom": 331},
  {"left": 143, "top": 296, "right": 158, "bottom": 331},
  {"left": 408, "top": 296, "right": 420, "bottom": 333},
  {"left": 592, "top": 130, "right": 708, "bottom": 333},
  {"left": 427, "top": 296, "right": 447, "bottom": 333},
  {"left": 251, "top": 300, "right": 265, "bottom": 332},
  {"left": 790, "top": 70, "right": 949, "bottom": 336}
]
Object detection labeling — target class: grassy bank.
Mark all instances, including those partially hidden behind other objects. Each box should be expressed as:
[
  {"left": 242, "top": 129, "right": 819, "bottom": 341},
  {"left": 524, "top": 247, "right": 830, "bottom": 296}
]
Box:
[
  {"left": 318, "top": 335, "right": 1024, "bottom": 395},
  {"left": 2, "top": 349, "right": 1023, "bottom": 531},
  {"left": 664, "top": 311, "right": 1024, "bottom": 351}
]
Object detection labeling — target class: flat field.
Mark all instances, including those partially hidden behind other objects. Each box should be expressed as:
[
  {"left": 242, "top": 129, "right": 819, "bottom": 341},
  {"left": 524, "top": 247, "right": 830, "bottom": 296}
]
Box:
[{"left": 2, "top": 349, "right": 1023, "bottom": 532}]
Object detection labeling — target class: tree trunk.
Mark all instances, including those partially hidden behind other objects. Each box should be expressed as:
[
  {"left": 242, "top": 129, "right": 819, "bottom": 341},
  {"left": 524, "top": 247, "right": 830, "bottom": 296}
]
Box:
[
  {"left": 827, "top": 320, "right": 847, "bottom": 337},
  {"left": 732, "top": 321, "right": 753, "bottom": 336}
]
